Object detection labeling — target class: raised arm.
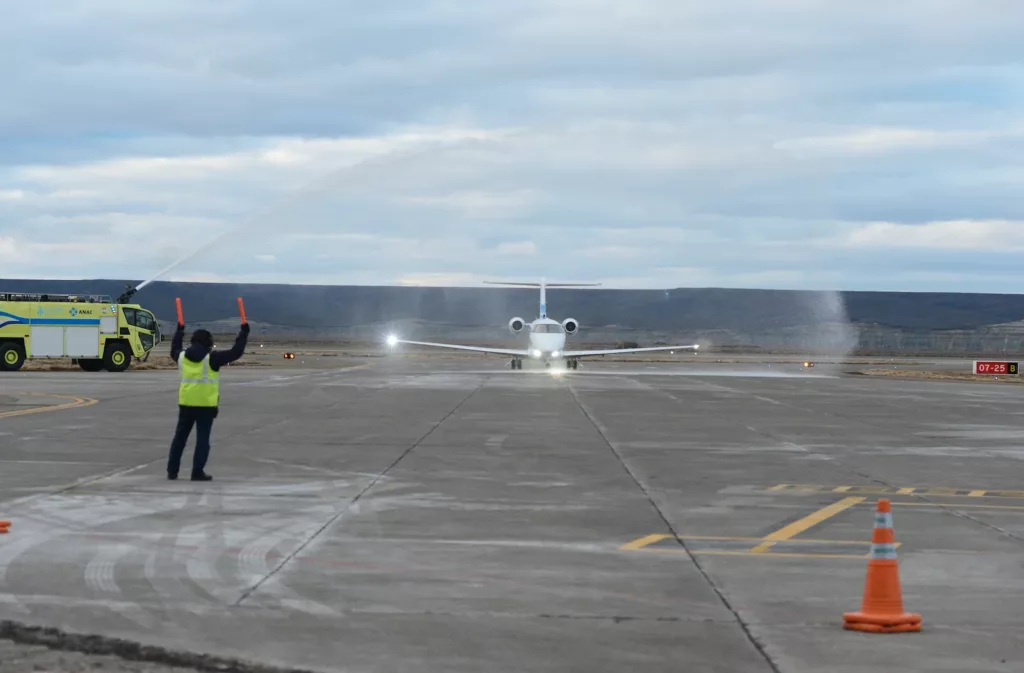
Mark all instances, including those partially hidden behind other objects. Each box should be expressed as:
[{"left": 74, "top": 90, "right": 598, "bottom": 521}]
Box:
[
  {"left": 210, "top": 323, "right": 250, "bottom": 370},
  {"left": 169, "top": 325, "right": 185, "bottom": 361}
]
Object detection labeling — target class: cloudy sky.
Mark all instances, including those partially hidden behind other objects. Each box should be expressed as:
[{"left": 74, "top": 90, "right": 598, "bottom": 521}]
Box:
[{"left": 1, "top": 1, "right": 1023, "bottom": 292}]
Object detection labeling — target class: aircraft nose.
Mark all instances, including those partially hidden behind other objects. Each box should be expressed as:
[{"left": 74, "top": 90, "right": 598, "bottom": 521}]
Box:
[{"left": 533, "top": 334, "right": 562, "bottom": 352}]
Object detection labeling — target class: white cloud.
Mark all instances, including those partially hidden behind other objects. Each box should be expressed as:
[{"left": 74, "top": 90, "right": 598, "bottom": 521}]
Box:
[
  {"left": 15, "top": 128, "right": 507, "bottom": 186},
  {"left": 578, "top": 246, "right": 648, "bottom": 260},
  {"left": 843, "top": 220, "right": 1024, "bottom": 251},
  {"left": 404, "top": 190, "right": 540, "bottom": 220},
  {"left": 496, "top": 241, "right": 537, "bottom": 255},
  {"left": 0, "top": 236, "right": 15, "bottom": 259},
  {"left": 1, "top": 1, "right": 1023, "bottom": 292},
  {"left": 773, "top": 127, "right": 1008, "bottom": 158}
]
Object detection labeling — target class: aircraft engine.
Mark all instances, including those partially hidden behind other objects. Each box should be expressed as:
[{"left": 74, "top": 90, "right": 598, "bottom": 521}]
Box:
[
  {"left": 562, "top": 318, "right": 579, "bottom": 334},
  {"left": 508, "top": 317, "right": 526, "bottom": 334}
]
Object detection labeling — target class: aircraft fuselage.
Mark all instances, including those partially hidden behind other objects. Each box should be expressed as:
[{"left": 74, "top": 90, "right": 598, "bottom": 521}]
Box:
[{"left": 525, "top": 318, "right": 567, "bottom": 360}]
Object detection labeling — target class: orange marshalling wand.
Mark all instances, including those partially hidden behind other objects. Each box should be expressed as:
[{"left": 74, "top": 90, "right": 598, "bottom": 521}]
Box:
[
  {"left": 237, "top": 297, "right": 247, "bottom": 324},
  {"left": 843, "top": 498, "right": 921, "bottom": 633},
  {"left": 175, "top": 297, "right": 184, "bottom": 326},
  {"left": 0, "top": 520, "right": 10, "bottom": 535}
]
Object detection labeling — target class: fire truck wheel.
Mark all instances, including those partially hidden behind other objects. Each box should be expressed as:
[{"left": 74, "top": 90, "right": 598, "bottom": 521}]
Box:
[
  {"left": 103, "top": 342, "right": 132, "bottom": 372},
  {"left": 0, "top": 343, "right": 25, "bottom": 372},
  {"left": 78, "top": 359, "right": 104, "bottom": 372}
]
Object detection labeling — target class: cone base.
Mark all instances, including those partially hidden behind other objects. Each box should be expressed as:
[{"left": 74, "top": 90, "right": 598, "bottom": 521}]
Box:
[{"left": 843, "top": 611, "right": 921, "bottom": 633}]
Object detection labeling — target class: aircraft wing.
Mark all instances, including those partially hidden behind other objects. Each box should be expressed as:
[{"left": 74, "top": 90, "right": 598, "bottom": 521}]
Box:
[
  {"left": 562, "top": 344, "right": 700, "bottom": 358},
  {"left": 390, "top": 339, "right": 530, "bottom": 357}
]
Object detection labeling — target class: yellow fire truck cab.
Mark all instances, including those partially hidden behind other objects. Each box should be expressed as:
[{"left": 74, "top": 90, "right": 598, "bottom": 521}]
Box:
[{"left": 0, "top": 291, "right": 161, "bottom": 372}]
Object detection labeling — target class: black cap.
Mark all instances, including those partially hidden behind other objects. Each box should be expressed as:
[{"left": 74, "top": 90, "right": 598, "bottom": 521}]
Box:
[{"left": 191, "top": 329, "right": 213, "bottom": 348}]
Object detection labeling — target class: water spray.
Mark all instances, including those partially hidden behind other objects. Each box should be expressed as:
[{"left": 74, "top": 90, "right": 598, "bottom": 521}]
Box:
[{"left": 121, "top": 127, "right": 533, "bottom": 301}]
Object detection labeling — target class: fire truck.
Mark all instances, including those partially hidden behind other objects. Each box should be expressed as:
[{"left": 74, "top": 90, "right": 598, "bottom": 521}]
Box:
[{"left": 0, "top": 288, "right": 161, "bottom": 372}]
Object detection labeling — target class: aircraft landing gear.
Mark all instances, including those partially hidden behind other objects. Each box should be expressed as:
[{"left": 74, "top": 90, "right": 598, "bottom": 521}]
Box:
[
  {"left": 510, "top": 357, "right": 522, "bottom": 370},
  {"left": 567, "top": 359, "right": 579, "bottom": 370}
]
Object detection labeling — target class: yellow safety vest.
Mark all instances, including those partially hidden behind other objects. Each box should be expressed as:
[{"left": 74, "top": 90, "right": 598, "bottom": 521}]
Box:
[{"left": 178, "top": 352, "right": 220, "bottom": 407}]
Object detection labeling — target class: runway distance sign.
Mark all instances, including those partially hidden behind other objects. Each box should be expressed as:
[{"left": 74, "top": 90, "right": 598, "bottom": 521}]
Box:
[{"left": 973, "top": 361, "right": 1019, "bottom": 375}]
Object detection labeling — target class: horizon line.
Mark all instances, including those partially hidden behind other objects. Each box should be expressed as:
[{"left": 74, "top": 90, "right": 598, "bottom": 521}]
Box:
[{"left": 1, "top": 276, "right": 1022, "bottom": 296}]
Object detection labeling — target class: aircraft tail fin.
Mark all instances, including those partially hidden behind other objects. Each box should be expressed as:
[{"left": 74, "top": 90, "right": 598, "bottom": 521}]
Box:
[{"left": 483, "top": 278, "right": 601, "bottom": 319}]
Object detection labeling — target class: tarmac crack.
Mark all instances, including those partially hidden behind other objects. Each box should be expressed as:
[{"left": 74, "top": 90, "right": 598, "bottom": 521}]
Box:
[
  {"left": 231, "top": 378, "right": 491, "bottom": 607},
  {"left": 565, "top": 382, "right": 783, "bottom": 673}
]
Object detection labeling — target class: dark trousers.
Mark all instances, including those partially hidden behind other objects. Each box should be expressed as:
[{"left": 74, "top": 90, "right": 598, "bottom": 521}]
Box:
[{"left": 167, "top": 405, "right": 217, "bottom": 477}]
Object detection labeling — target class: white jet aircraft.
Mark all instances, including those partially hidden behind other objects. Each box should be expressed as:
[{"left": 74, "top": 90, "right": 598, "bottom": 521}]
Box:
[{"left": 385, "top": 280, "right": 700, "bottom": 370}]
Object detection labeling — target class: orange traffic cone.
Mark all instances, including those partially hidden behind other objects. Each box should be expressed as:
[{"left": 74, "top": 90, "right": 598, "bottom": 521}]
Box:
[{"left": 843, "top": 498, "right": 920, "bottom": 633}]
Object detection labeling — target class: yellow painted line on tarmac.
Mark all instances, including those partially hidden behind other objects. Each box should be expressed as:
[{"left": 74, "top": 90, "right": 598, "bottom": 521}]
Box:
[
  {"left": 770, "top": 484, "right": 1024, "bottom": 500},
  {"left": 621, "top": 491, "right": 1024, "bottom": 560},
  {"left": 0, "top": 393, "right": 98, "bottom": 419},
  {"left": 620, "top": 534, "right": 669, "bottom": 550},
  {"left": 887, "top": 501, "right": 1024, "bottom": 511},
  {"left": 714, "top": 537, "right": 872, "bottom": 545},
  {"left": 621, "top": 491, "right": 1024, "bottom": 558},
  {"left": 631, "top": 535, "right": 888, "bottom": 545},
  {"left": 697, "top": 550, "right": 870, "bottom": 560},
  {"left": 629, "top": 547, "right": 875, "bottom": 560},
  {"left": 750, "top": 496, "right": 865, "bottom": 553},
  {"left": 671, "top": 535, "right": 873, "bottom": 544},
  {"left": 620, "top": 532, "right": 894, "bottom": 552}
]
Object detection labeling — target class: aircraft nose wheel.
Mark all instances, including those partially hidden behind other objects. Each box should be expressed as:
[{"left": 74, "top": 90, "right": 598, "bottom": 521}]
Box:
[{"left": 510, "top": 357, "right": 522, "bottom": 370}]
